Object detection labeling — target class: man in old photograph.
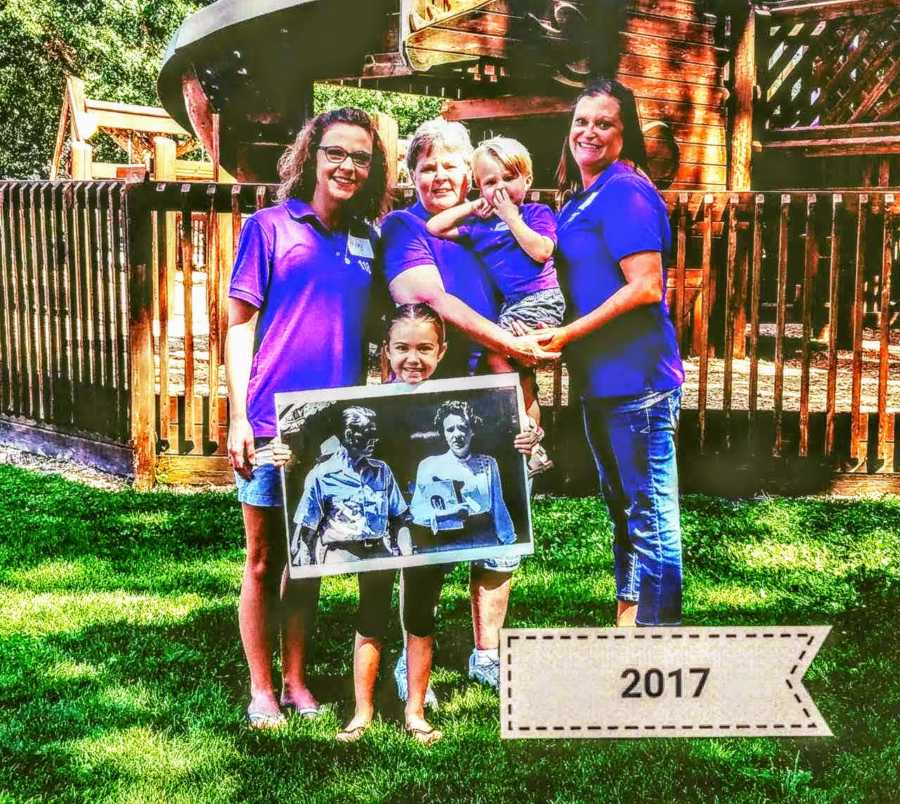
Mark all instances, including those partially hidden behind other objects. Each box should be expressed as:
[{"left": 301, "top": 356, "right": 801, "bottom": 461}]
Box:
[{"left": 290, "top": 407, "right": 409, "bottom": 566}]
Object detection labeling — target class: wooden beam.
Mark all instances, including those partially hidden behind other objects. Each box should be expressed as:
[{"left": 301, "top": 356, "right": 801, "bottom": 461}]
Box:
[
  {"left": 767, "top": 0, "right": 899, "bottom": 20},
  {"left": 124, "top": 184, "right": 156, "bottom": 489},
  {"left": 763, "top": 135, "right": 900, "bottom": 156},
  {"left": 767, "top": 121, "right": 900, "bottom": 140},
  {"left": 70, "top": 142, "right": 93, "bottom": 179},
  {"left": 729, "top": 7, "right": 756, "bottom": 190},
  {"left": 89, "top": 108, "right": 191, "bottom": 138}
]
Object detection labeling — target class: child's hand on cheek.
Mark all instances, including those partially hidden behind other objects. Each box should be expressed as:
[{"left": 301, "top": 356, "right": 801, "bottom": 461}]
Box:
[{"left": 491, "top": 187, "right": 520, "bottom": 225}]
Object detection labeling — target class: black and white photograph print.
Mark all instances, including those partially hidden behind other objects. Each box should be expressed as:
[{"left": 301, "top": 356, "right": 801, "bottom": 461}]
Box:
[{"left": 275, "top": 375, "right": 533, "bottom": 579}]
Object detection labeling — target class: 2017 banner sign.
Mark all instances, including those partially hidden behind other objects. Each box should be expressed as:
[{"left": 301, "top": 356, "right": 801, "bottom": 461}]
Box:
[{"left": 500, "top": 627, "right": 832, "bottom": 739}]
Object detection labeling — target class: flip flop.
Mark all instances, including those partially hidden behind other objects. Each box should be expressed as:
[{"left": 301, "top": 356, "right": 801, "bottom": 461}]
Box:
[
  {"left": 335, "top": 722, "right": 370, "bottom": 743},
  {"left": 280, "top": 699, "right": 322, "bottom": 719},
  {"left": 246, "top": 707, "right": 287, "bottom": 730},
  {"left": 406, "top": 723, "right": 443, "bottom": 746}
]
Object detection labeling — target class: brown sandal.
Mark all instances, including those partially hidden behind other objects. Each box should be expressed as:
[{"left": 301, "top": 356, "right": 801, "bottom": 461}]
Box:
[
  {"left": 335, "top": 722, "right": 370, "bottom": 743},
  {"left": 406, "top": 723, "right": 443, "bottom": 746}
]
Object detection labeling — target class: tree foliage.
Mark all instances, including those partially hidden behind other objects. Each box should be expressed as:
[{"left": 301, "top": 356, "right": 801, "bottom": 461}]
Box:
[
  {"left": 314, "top": 83, "right": 441, "bottom": 138},
  {"left": 0, "top": 0, "right": 213, "bottom": 178},
  {"left": 0, "top": 1, "right": 440, "bottom": 179}
]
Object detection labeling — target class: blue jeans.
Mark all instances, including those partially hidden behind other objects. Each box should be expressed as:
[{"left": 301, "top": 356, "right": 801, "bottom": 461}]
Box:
[{"left": 581, "top": 388, "right": 683, "bottom": 626}]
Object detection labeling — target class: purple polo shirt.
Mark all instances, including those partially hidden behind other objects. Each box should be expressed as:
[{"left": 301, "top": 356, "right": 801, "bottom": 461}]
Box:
[
  {"left": 457, "top": 203, "right": 559, "bottom": 303},
  {"left": 556, "top": 161, "right": 684, "bottom": 399},
  {"left": 229, "top": 198, "right": 376, "bottom": 437},
  {"left": 380, "top": 201, "right": 497, "bottom": 377}
]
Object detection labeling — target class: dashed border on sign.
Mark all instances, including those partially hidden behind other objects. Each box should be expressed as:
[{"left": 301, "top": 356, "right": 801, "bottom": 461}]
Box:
[{"left": 504, "top": 631, "right": 822, "bottom": 734}]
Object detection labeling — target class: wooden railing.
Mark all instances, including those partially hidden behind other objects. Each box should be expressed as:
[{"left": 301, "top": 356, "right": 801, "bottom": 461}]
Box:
[
  {"left": 1, "top": 179, "right": 897, "bottom": 491},
  {"left": 0, "top": 181, "right": 132, "bottom": 473}
]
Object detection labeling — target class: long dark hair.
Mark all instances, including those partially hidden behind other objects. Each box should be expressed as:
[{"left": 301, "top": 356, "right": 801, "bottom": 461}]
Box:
[
  {"left": 555, "top": 79, "right": 648, "bottom": 206},
  {"left": 275, "top": 106, "right": 391, "bottom": 221}
]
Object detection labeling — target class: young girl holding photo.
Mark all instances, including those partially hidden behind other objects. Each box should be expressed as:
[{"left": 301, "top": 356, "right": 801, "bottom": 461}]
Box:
[{"left": 276, "top": 303, "right": 540, "bottom": 746}]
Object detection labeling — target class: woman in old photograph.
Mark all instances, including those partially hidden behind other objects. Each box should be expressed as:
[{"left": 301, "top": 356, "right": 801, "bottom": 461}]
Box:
[
  {"left": 225, "top": 106, "right": 390, "bottom": 728},
  {"left": 410, "top": 399, "right": 516, "bottom": 550},
  {"left": 539, "top": 79, "right": 685, "bottom": 627}
]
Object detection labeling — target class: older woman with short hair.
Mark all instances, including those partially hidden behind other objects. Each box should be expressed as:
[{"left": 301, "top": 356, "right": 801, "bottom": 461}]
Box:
[{"left": 540, "top": 79, "right": 685, "bottom": 627}]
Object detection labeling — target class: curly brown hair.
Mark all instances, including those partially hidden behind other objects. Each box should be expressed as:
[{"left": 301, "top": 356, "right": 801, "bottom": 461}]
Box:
[{"left": 275, "top": 107, "right": 391, "bottom": 221}]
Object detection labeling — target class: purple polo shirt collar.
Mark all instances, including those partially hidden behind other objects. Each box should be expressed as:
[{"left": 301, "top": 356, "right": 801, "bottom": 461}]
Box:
[
  {"left": 285, "top": 197, "right": 352, "bottom": 229},
  {"left": 408, "top": 200, "right": 430, "bottom": 221}
]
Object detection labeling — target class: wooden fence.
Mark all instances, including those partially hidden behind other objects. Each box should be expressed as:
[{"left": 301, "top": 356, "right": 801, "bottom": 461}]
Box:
[
  {"left": 0, "top": 181, "right": 132, "bottom": 473},
  {"left": 0, "top": 178, "right": 897, "bottom": 493}
]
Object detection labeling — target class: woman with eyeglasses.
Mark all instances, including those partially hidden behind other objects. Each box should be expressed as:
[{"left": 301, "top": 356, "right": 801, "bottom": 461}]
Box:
[{"left": 225, "top": 107, "right": 391, "bottom": 729}]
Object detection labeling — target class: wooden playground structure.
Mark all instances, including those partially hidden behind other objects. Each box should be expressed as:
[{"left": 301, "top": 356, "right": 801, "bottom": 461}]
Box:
[{"left": 0, "top": 0, "right": 898, "bottom": 493}]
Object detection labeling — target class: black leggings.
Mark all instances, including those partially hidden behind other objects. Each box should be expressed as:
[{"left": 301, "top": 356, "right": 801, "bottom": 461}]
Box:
[{"left": 355, "top": 563, "right": 445, "bottom": 640}]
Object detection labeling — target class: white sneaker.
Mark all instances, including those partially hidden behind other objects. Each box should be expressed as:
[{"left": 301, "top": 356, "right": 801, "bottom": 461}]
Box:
[
  {"left": 393, "top": 651, "right": 438, "bottom": 709},
  {"left": 468, "top": 650, "right": 500, "bottom": 690}
]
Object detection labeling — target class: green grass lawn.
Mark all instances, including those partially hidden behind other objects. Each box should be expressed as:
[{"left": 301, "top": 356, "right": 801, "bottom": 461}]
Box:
[{"left": 0, "top": 463, "right": 898, "bottom": 803}]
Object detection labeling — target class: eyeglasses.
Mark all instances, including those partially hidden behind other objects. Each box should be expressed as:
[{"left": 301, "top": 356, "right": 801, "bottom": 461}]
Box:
[{"left": 317, "top": 145, "right": 373, "bottom": 168}]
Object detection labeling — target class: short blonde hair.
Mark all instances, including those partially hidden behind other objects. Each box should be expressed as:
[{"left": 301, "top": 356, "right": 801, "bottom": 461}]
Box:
[
  {"left": 472, "top": 136, "right": 533, "bottom": 185},
  {"left": 406, "top": 118, "right": 474, "bottom": 174}
]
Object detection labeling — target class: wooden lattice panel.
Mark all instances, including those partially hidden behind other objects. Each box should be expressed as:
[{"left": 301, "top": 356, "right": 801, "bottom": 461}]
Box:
[{"left": 762, "top": 7, "right": 900, "bottom": 130}]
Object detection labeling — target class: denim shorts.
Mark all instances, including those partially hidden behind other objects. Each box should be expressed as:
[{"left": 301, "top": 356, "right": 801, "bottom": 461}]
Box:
[
  {"left": 581, "top": 387, "right": 683, "bottom": 626},
  {"left": 234, "top": 439, "right": 283, "bottom": 508},
  {"left": 472, "top": 554, "right": 521, "bottom": 573}
]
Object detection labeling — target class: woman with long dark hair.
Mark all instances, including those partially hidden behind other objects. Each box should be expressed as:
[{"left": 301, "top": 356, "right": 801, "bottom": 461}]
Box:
[
  {"left": 225, "top": 107, "right": 390, "bottom": 727},
  {"left": 540, "top": 79, "right": 685, "bottom": 627}
]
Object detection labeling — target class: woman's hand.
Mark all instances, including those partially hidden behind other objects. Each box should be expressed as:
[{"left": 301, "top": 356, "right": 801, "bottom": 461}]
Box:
[
  {"left": 228, "top": 416, "right": 256, "bottom": 480},
  {"left": 507, "top": 333, "right": 562, "bottom": 367},
  {"left": 532, "top": 326, "right": 571, "bottom": 355},
  {"left": 270, "top": 439, "right": 293, "bottom": 469},
  {"left": 514, "top": 419, "right": 544, "bottom": 456}
]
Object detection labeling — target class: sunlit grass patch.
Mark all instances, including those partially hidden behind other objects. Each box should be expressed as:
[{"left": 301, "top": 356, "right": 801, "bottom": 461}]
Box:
[
  {"left": 0, "top": 464, "right": 898, "bottom": 802},
  {"left": 0, "top": 590, "right": 209, "bottom": 637}
]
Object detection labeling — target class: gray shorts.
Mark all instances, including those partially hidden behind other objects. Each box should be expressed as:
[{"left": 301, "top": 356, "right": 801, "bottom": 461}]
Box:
[{"left": 498, "top": 287, "right": 566, "bottom": 332}]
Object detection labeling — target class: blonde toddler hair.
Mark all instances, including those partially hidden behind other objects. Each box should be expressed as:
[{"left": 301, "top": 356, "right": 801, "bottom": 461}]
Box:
[{"left": 472, "top": 136, "right": 533, "bottom": 185}]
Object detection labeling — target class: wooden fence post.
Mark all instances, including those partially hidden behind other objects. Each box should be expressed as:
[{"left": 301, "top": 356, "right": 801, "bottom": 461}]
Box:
[
  {"left": 125, "top": 182, "right": 156, "bottom": 488},
  {"left": 372, "top": 111, "right": 399, "bottom": 191},
  {"left": 70, "top": 143, "right": 93, "bottom": 180},
  {"left": 729, "top": 7, "right": 756, "bottom": 192}
]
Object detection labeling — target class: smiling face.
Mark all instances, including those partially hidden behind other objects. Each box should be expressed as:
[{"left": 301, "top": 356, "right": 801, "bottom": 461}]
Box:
[
  {"left": 568, "top": 93, "right": 625, "bottom": 187},
  {"left": 385, "top": 318, "right": 447, "bottom": 384},
  {"left": 442, "top": 414, "right": 473, "bottom": 459},
  {"left": 412, "top": 145, "right": 470, "bottom": 214},
  {"left": 311, "top": 122, "right": 373, "bottom": 212},
  {"left": 473, "top": 152, "right": 531, "bottom": 208}
]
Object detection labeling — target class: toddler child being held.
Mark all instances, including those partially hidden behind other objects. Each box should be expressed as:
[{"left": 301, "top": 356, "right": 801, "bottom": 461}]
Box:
[{"left": 426, "top": 136, "right": 564, "bottom": 475}]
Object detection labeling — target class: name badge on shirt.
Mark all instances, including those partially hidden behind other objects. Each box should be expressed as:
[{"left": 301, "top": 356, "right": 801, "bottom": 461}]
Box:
[{"left": 347, "top": 235, "right": 375, "bottom": 259}]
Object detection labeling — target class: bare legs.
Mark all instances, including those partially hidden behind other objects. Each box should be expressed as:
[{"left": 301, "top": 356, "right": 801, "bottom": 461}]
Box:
[
  {"left": 405, "top": 634, "right": 434, "bottom": 731},
  {"left": 281, "top": 572, "right": 322, "bottom": 710},
  {"left": 238, "top": 503, "right": 319, "bottom": 716},
  {"left": 485, "top": 351, "right": 540, "bottom": 425},
  {"left": 470, "top": 566, "right": 512, "bottom": 652}
]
